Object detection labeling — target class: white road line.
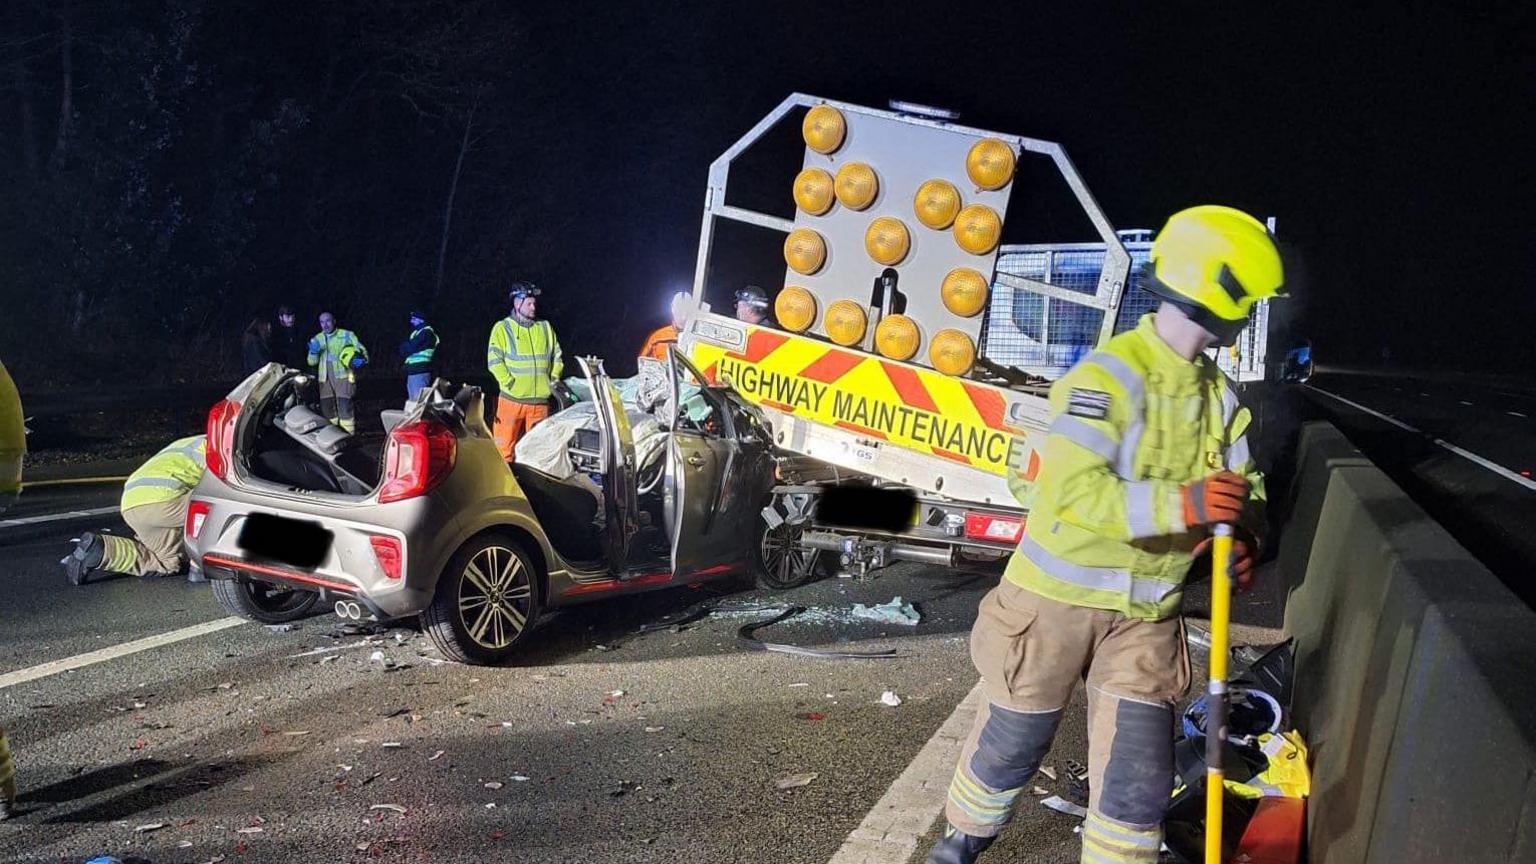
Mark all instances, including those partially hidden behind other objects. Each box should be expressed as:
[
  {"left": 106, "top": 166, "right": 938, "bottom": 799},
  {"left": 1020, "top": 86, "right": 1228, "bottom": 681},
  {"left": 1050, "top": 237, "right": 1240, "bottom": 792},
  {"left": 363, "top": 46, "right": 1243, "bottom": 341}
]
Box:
[
  {"left": 0, "top": 617, "right": 246, "bottom": 691},
  {"left": 827, "top": 681, "right": 983, "bottom": 864},
  {"left": 0, "top": 505, "right": 119, "bottom": 529},
  {"left": 1306, "top": 386, "right": 1536, "bottom": 492},
  {"left": 1510, "top": 411, "right": 1528, "bottom": 419},
  {"left": 1460, "top": 401, "right": 1474, "bottom": 406}
]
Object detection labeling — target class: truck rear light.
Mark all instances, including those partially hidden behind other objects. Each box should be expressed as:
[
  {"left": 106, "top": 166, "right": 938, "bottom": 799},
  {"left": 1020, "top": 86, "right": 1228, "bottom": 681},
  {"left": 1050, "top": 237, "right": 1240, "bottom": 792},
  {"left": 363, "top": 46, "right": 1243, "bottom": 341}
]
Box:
[
  {"left": 964, "top": 512, "right": 1024, "bottom": 545},
  {"left": 369, "top": 535, "right": 403, "bottom": 580},
  {"left": 186, "top": 500, "right": 210, "bottom": 540},
  {"left": 205, "top": 399, "right": 242, "bottom": 481},
  {"left": 378, "top": 420, "right": 456, "bottom": 504}
]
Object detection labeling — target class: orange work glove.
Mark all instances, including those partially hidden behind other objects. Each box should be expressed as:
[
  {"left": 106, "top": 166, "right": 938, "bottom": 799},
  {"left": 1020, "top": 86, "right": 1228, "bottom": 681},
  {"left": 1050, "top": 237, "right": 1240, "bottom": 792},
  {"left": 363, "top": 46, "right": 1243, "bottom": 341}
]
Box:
[
  {"left": 1180, "top": 470, "right": 1251, "bottom": 529},
  {"left": 1195, "top": 535, "right": 1258, "bottom": 592}
]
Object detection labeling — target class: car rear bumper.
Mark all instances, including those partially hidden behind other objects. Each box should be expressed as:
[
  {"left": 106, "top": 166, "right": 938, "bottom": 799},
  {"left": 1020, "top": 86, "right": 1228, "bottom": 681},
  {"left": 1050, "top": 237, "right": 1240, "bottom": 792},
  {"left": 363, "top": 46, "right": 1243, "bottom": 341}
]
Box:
[{"left": 187, "top": 477, "right": 453, "bottom": 620}]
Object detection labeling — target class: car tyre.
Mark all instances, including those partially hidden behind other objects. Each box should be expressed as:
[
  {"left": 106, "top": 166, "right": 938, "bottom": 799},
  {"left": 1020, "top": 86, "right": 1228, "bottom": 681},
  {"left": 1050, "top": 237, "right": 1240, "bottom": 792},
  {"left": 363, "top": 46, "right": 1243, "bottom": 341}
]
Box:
[
  {"left": 211, "top": 578, "right": 321, "bottom": 624},
  {"left": 421, "top": 533, "right": 541, "bottom": 665},
  {"left": 754, "top": 512, "right": 831, "bottom": 590}
]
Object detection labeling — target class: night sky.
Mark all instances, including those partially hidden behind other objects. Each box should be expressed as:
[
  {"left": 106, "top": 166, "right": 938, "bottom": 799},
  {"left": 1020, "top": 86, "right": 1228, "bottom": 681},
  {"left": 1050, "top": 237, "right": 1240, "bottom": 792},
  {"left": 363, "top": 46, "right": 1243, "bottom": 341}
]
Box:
[
  {"left": 2, "top": 1, "right": 1529, "bottom": 378},
  {"left": 515, "top": 1, "right": 1531, "bottom": 370}
]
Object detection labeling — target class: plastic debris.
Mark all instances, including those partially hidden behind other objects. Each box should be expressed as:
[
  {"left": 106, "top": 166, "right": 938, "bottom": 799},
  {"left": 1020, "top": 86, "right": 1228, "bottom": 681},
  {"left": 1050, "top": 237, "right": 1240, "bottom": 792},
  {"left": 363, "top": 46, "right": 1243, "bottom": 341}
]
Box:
[
  {"left": 1038, "top": 765, "right": 1058, "bottom": 781},
  {"left": 85, "top": 858, "right": 125, "bottom": 864},
  {"left": 1042, "top": 795, "right": 1088, "bottom": 819},
  {"left": 879, "top": 691, "right": 903, "bottom": 707},
  {"left": 265, "top": 623, "right": 296, "bottom": 633},
  {"left": 369, "top": 804, "right": 407, "bottom": 814},
  {"left": 850, "top": 596, "right": 922, "bottom": 626},
  {"left": 428, "top": 750, "right": 446, "bottom": 762},
  {"left": 134, "top": 822, "right": 168, "bottom": 833},
  {"left": 1032, "top": 786, "right": 1050, "bottom": 796},
  {"left": 644, "top": 725, "right": 665, "bottom": 733},
  {"left": 776, "top": 772, "right": 818, "bottom": 790},
  {"left": 381, "top": 742, "right": 404, "bottom": 748},
  {"left": 510, "top": 775, "right": 529, "bottom": 782},
  {"left": 484, "top": 781, "right": 504, "bottom": 790},
  {"left": 236, "top": 826, "right": 264, "bottom": 834}
]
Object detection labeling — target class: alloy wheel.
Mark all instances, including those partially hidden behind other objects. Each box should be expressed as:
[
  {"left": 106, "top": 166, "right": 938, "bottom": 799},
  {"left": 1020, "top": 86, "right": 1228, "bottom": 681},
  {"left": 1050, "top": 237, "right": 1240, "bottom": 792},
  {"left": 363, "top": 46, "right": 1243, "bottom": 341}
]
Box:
[{"left": 457, "top": 545, "right": 533, "bottom": 650}]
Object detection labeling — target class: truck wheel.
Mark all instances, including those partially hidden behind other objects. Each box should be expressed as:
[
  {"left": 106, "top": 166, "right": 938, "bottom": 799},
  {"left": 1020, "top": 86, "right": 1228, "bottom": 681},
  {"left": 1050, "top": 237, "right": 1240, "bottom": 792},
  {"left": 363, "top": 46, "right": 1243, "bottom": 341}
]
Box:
[
  {"left": 754, "top": 517, "right": 829, "bottom": 590},
  {"left": 211, "top": 578, "right": 321, "bottom": 624},
  {"left": 421, "top": 533, "right": 541, "bottom": 665}
]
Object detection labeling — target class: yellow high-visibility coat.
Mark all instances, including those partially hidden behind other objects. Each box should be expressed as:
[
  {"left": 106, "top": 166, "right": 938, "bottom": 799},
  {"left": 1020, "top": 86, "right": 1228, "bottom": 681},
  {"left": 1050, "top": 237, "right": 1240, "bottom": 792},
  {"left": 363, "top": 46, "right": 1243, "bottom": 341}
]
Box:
[{"left": 1005, "top": 315, "right": 1264, "bottom": 620}]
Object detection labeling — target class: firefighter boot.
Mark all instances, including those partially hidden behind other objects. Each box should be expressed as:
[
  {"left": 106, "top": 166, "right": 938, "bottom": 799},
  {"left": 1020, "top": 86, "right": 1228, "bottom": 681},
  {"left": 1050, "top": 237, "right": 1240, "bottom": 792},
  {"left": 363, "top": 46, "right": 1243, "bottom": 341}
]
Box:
[
  {"left": 926, "top": 824, "right": 995, "bottom": 864},
  {"left": 62, "top": 532, "right": 105, "bottom": 586}
]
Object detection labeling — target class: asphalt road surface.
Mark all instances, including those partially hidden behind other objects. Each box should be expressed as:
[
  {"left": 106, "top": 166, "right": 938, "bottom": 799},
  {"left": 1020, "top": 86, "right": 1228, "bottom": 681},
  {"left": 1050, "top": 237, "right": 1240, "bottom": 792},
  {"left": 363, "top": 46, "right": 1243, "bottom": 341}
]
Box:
[
  {"left": 1303, "top": 369, "right": 1536, "bottom": 607},
  {"left": 1, "top": 481, "right": 1282, "bottom": 864}
]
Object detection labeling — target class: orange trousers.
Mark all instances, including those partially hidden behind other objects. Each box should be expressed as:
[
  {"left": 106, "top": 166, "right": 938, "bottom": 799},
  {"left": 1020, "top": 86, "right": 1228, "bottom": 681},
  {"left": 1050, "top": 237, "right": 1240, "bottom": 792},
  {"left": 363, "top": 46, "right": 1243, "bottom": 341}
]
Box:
[{"left": 493, "top": 396, "right": 550, "bottom": 462}]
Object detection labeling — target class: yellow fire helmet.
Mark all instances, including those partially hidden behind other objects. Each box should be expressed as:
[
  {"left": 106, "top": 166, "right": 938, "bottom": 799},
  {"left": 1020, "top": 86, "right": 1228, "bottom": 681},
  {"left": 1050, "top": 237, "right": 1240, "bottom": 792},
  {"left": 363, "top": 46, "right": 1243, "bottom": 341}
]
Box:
[{"left": 1143, "top": 205, "right": 1285, "bottom": 344}]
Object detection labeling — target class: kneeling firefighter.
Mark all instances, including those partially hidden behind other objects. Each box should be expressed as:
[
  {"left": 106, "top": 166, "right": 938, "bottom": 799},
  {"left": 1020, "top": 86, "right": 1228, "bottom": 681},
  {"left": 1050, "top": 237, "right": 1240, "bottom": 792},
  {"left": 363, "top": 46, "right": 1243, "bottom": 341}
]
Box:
[
  {"left": 63, "top": 436, "right": 207, "bottom": 585},
  {"left": 927, "top": 206, "right": 1284, "bottom": 864}
]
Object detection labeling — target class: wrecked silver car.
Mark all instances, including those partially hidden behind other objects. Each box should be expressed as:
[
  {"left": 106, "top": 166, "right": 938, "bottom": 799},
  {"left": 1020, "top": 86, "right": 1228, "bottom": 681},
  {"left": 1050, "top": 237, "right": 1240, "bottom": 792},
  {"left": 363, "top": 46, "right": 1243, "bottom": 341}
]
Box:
[{"left": 186, "top": 352, "right": 776, "bottom": 664}]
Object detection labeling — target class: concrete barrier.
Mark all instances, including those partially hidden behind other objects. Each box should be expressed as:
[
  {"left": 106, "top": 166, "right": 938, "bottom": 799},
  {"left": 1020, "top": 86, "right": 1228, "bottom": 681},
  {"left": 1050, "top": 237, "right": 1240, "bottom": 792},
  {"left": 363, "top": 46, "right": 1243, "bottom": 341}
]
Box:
[{"left": 1280, "top": 422, "right": 1536, "bottom": 863}]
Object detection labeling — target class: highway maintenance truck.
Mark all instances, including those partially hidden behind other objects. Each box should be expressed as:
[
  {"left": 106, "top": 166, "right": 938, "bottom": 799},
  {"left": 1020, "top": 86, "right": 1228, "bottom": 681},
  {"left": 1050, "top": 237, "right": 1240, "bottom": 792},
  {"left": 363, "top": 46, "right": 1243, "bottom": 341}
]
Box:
[{"left": 678, "top": 94, "right": 1270, "bottom": 587}]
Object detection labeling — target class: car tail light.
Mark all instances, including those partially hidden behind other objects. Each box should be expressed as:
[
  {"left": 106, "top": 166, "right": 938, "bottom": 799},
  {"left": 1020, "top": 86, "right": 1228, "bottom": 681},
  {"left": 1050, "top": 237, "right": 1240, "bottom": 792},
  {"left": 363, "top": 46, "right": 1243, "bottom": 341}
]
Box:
[
  {"left": 964, "top": 512, "right": 1024, "bottom": 545},
  {"left": 186, "top": 500, "right": 211, "bottom": 540},
  {"left": 369, "top": 535, "right": 403, "bottom": 580},
  {"left": 378, "top": 420, "right": 456, "bottom": 504},
  {"left": 205, "top": 399, "right": 242, "bottom": 481}
]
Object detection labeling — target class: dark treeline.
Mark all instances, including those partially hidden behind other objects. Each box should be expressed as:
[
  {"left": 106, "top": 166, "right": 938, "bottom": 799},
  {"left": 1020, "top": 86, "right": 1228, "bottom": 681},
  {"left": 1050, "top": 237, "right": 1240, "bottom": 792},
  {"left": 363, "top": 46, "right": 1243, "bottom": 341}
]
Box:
[
  {"left": 0, "top": 0, "right": 689, "bottom": 387},
  {"left": 2, "top": 1, "right": 1528, "bottom": 383}
]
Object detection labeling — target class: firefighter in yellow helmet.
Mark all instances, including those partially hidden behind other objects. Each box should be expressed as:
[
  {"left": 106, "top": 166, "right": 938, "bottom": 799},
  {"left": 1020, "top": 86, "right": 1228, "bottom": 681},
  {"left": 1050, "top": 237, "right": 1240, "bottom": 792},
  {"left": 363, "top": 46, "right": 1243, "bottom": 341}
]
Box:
[
  {"left": 307, "top": 311, "right": 368, "bottom": 433},
  {"left": 927, "top": 206, "right": 1284, "bottom": 864},
  {"left": 0, "top": 359, "right": 22, "bottom": 819},
  {"left": 63, "top": 436, "right": 207, "bottom": 585}
]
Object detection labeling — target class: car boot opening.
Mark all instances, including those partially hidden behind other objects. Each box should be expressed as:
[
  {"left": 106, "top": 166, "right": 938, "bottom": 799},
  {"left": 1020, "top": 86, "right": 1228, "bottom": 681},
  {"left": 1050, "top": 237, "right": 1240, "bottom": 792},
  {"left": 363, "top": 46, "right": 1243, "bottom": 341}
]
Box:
[{"left": 244, "top": 376, "right": 384, "bottom": 494}]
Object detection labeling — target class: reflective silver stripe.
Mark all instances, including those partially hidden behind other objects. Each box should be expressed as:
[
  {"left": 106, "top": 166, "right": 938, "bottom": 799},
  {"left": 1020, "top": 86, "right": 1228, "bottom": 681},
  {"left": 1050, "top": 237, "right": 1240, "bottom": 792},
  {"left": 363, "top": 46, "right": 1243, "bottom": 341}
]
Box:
[
  {"left": 1085, "top": 352, "right": 1147, "bottom": 481},
  {"left": 1018, "top": 534, "right": 1179, "bottom": 606},
  {"left": 1084, "top": 352, "right": 1146, "bottom": 407},
  {"left": 1124, "top": 481, "right": 1161, "bottom": 538},
  {"left": 1049, "top": 416, "right": 1119, "bottom": 462},
  {"left": 1226, "top": 434, "right": 1252, "bottom": 470},
  {"left": 1219, "top": 383, "right": 1241, "bottom": 424},
  {"left": 1116, "top": 421, "right": 1144, "bottom": 478},
  {"left": 123, "top": 477, "right": 188, "bottom": 492}
]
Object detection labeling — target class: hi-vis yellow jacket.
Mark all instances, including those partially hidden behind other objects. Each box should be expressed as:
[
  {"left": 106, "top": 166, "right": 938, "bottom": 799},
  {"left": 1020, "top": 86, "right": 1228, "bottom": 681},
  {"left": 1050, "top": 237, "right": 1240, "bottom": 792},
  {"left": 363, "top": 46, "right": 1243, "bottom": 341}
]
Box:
[
  {"left": 0, "top": 361, "right": 23, "bottom": 502},
  {"left": 487, "top": 317, "right": 563, "bottom": 403},
  {"left": 1006, "top": 314, "right": 1264, "bottom": 620},
  {"left": 122, "top": 436, "right": 206, "bottom": 511}
]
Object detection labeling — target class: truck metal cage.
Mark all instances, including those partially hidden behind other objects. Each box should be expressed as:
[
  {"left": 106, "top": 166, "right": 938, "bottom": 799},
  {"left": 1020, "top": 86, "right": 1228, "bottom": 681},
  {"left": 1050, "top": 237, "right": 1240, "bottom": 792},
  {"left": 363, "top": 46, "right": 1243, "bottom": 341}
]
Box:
[{"left": 984, "top": 232, "right": 1272, "bottom": 383}]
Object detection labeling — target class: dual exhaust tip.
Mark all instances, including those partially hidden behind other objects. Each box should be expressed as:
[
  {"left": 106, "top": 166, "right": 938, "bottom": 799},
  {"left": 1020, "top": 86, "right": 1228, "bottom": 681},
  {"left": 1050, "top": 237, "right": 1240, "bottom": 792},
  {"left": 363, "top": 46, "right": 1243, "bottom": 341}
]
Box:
[{"left": 334, "top": 600, "right": 363, "bottom": 620}]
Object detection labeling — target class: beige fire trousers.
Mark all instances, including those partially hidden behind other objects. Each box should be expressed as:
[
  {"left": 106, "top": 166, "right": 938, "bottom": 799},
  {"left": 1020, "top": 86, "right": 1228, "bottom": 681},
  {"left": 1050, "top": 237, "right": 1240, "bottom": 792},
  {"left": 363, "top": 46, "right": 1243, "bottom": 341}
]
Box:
[
  {"left": 101, "top": 495, "right": 189, "bottom": 577},
  {"left": 944, "top": 580, "right": 1191, "bottom": 863}
]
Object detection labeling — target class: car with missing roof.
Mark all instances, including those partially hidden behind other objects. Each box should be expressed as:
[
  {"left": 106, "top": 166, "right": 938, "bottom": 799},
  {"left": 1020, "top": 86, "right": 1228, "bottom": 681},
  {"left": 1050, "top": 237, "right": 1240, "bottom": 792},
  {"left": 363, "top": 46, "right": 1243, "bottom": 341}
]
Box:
[{"left": 185, "top": 352, "right": 778, "bottom": 665}]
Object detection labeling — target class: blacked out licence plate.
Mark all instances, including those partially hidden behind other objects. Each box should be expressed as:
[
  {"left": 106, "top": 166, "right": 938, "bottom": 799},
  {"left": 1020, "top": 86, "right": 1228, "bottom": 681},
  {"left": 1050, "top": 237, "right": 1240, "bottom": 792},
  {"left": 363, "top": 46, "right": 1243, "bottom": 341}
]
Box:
[{"left": 237, "top": 512, "right": 332, "bottom": 569}]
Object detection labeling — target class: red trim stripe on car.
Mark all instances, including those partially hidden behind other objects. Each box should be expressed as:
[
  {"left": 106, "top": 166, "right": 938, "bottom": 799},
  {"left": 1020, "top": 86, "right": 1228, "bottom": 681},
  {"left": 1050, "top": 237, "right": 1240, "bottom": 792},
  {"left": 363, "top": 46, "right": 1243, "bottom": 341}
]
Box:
[{"left": 202, "top": 554, "right": 355, "bottom": 593}]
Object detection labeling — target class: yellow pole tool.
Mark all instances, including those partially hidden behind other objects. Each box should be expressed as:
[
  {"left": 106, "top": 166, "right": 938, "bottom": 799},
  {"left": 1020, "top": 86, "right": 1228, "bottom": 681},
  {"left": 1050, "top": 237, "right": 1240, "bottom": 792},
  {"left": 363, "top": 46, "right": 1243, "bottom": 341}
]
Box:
[{"left": 1204, "top": 522, "right": 1235, "bottom": 864}]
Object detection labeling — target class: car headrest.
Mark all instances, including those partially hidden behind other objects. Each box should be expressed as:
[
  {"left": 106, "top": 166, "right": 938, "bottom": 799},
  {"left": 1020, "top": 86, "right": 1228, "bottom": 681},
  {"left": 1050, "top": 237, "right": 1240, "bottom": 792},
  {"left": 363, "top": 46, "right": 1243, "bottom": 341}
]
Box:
[
  {"left": 281, "top": 406, "right": 329, "bottom": 436},
  {"left": 312, "top": 424, "right": 352, "bottom": 455},
  {"left": 379, "top": 409, "right": 408, "bottom": 435}
]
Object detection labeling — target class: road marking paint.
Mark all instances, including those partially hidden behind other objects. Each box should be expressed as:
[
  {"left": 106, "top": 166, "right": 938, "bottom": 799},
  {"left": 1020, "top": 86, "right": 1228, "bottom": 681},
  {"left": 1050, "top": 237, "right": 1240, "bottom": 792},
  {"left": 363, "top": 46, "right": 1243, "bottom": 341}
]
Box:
[
  {"left": 0, "top": 505, "right": 119, "bottom": 529},
  {"left": 1460, "top": 400, "right": 1474, "bottom": 406},
  {"left": 827, "top": 681, "right": 983, "bottom": 864},
  {"left": 1510, "top": 411, "right": 1528, "bottom": 419},
  {"left": 1307, "top": 386, "right": 1536, "bottom": 493},
  {"left": 0, "top": 617, "right": 246, "bottom": 691}
]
